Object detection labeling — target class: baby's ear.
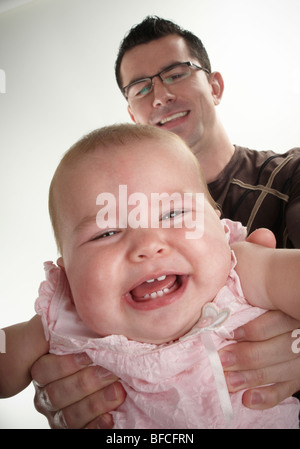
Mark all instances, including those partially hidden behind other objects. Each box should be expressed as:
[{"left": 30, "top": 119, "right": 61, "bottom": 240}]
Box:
[
  {"left": 56, "top": 257, "right": 74, "bottom": 304},
  {"left": 56, "top": 257, "right": 66, "bottom": 272}
]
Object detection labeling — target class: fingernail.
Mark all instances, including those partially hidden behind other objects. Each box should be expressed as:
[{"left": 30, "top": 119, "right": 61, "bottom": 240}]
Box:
[
  {"left": 96, "top": 366, "right": 117, "bottom": 380},
  {"left": 250, "top": 391, "right": 264, "bottom": 405},
  {"left": 233, "top": 326, "right": 245, "bottom": 340},
  {"left": 219, "top": 350, "right": 236, "bottom": 367},
  {"left": 74, "top": 352, "right": 92, "bottom": 366},
  {"left": 96, "top": 414, "right": 113, "bottom": 429},
  {"left": 53, "top": 410, "right": 68, "bottom": 429},
  {"left": 227, "top": 372, "right": 245, "bottom": 388},
  {"left": 104, "top": 384, "right": 117, "bottom": 402},
  {"left": 39, "top": 387, "right": 55, "bottom": 411}
]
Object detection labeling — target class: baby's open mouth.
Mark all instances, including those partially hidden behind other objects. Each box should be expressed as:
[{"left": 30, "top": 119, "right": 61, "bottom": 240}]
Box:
[{"left": 130, "top": 275, "right": 182, "bottom": 302}]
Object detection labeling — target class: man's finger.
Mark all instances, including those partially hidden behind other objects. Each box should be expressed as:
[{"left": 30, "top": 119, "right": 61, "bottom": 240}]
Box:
[
  {"left": 61, "top": 382, "right": 126, "bottom": 429},
  {"left": 220, "top": 331, "right": 299, "bottom": 372},
  {"left": 34, "top": 365, "right": 119, "bottom": 411},
  {"left": 224, "top": 358, "right": 300, "bottom": 393},
  {"left": 31, "top": 352, "right": 92, "bottom": 387},
  {"left": 242, "top": 379, "right": 300, "bottom": 410},
  {"left": 232, "top": 310, "right": 300, "bottom": 342}
]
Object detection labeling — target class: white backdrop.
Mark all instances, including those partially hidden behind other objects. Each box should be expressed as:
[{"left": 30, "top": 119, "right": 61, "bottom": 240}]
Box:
[{"left": 0, "top": 0, "right": 299, "bottom": 428}]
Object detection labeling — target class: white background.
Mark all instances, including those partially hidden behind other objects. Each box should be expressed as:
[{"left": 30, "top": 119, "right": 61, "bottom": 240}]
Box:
[{"left": 0, "top": 0, "right": 299, "bottom": 428}]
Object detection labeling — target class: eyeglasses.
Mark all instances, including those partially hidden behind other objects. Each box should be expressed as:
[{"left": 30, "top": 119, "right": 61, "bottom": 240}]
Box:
[{"left": 122, "top": 61, "right": 210, "bottom": 101}]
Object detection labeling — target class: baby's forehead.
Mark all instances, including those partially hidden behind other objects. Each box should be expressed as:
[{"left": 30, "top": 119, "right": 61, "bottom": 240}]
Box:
[
  {"left": 96, "top": 136, "right": 197, "bottom": 167},
  {"left": 59, "top": 135, "right": 201, "bottom": 186}
]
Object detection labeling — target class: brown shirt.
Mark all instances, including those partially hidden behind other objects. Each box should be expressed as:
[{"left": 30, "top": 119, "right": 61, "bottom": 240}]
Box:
[{"left": 208, "top": 146, "right": 300, "bottom": 248}]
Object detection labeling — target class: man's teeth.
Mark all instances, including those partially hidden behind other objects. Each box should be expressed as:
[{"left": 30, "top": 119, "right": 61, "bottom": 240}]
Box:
[{"left": 159, "top": 111, "right": 187, "bottom": 125}]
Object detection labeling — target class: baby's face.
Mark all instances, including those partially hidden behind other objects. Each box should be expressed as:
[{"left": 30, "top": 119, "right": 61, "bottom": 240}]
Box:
[{"left": 56, "top": 137, "right": 231, "bottom": 344}]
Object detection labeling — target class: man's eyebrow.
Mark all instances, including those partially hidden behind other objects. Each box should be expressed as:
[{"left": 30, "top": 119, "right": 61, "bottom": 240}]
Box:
[{"left": 126, "top": 60, "right": 182, "bottom": 85}]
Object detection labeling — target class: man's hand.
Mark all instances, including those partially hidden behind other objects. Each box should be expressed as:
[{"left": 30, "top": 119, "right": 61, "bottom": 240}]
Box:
[
  {"left": 219, "top": 310, "right": 300, "bottom": 409},
  {"left": 31, "top": 352, "right": 126, "bottom": 428},
  {"left": 221, "top": 228, "right": 300, "bottom": 409}
]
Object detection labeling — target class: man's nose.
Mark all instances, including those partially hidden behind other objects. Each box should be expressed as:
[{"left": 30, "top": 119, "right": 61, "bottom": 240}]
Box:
[{"left": 152, "top": 77, "right": 176, "bottom": 108}]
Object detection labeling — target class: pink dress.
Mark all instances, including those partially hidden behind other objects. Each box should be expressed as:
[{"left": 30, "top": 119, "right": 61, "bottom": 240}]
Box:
[{"left": 35, "top": 220, "right": 299, "bottom": 428}]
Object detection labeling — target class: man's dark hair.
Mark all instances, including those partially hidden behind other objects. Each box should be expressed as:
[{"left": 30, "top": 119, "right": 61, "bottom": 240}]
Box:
[{"left": 115, "top": 15, "right": 211, "bottom": 91}]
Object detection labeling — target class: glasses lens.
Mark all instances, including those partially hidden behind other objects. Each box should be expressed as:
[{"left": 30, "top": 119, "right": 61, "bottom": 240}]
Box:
[
  {"left": 162, "top": 64, "right": 191, "bottom": 85},
  {"left": 126, "top": 79, "right": 152, "bottom": 100}
]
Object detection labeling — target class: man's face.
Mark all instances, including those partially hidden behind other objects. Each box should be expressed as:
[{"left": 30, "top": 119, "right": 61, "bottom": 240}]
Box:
[{"left": 120, "top": 35, "right": 223, "bottom": 155}]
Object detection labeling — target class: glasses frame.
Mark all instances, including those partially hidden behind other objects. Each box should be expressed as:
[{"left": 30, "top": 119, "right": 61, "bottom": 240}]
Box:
[{"left": 122, "top": 61, "right": 210, "bottom": 100}]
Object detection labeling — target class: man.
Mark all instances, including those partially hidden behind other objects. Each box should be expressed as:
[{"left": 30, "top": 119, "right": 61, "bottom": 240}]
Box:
[
  {"left": 31, "top": 16, "right": 300, "bottom": 429},
  {"left": 115, "top": 16, "right": 300, "bottom": 248}
]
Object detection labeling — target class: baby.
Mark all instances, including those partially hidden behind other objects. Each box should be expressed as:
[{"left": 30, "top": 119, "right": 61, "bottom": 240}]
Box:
[{"left": 1, "top": 124, "right": 299, "bottom": 428}]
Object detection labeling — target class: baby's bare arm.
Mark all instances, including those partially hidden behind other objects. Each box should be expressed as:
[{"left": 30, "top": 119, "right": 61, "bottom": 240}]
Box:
[
  {"left": 0, "top": 315, "right": 48, "bottom": 398},
  {"left": 233, "top": 242, "right": 300, "bottom": 319}
]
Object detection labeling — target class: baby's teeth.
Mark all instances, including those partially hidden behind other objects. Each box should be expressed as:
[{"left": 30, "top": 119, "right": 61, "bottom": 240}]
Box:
[
  {"left": 146, "top": 275, "right": 166, "bottom": 283},
  {"left": 144, "top": 287, "right": 170, "bottom": 299},
  {"left": 157, "top": 275, "right": 166, "bottom": 281}
]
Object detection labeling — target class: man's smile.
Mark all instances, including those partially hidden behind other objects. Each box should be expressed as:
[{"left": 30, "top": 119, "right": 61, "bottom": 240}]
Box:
[{"left": 157, "top": 111, "right": 189, "bottom": 127}]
